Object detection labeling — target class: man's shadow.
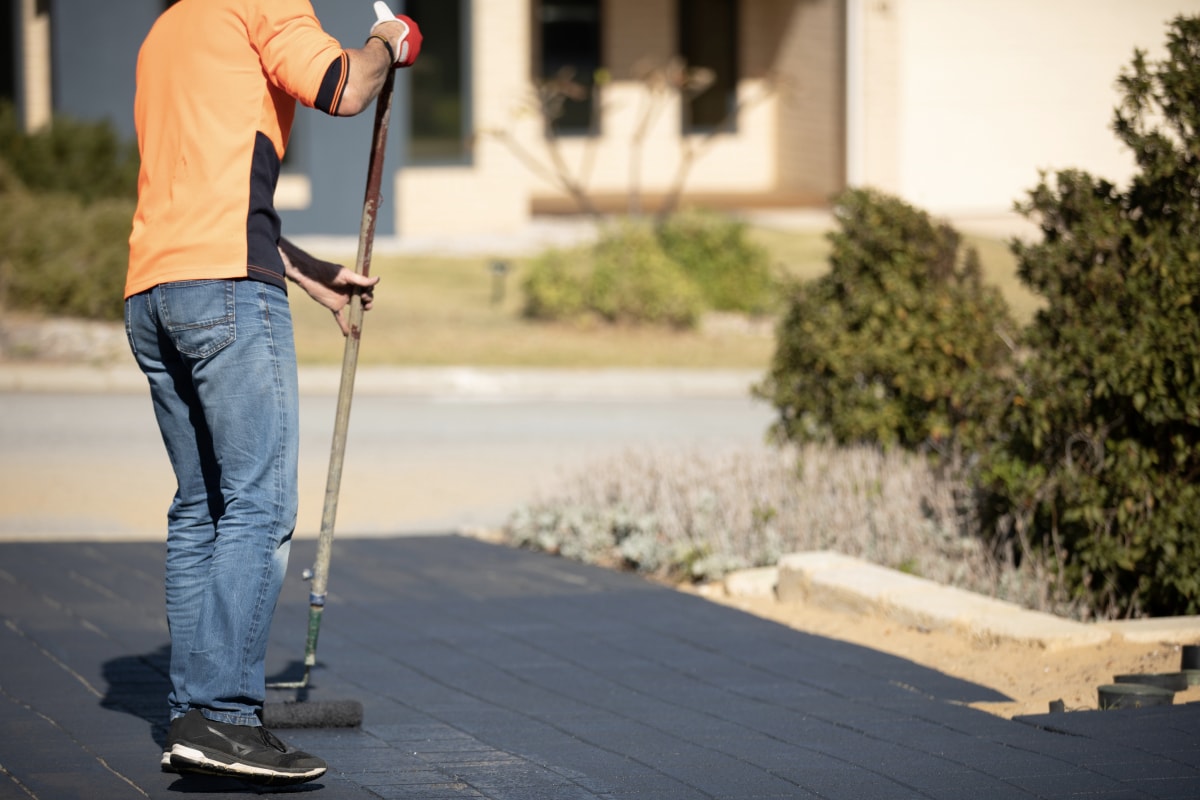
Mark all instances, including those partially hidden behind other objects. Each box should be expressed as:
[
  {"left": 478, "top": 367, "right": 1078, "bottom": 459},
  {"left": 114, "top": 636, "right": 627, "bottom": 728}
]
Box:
[{"left": 100, "top": 643, "right": 174, "bottom": 751}]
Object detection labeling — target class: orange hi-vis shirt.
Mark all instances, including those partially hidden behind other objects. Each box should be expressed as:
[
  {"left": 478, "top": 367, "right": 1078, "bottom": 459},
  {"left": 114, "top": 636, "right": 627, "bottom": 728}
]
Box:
[{"left": 126, "top": 0, "right": 350, "bottom": 298}]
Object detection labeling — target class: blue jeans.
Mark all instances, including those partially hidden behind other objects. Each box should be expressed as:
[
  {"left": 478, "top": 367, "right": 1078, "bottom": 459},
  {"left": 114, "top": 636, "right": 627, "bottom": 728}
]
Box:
[{"left": 126, "top": 279, "right": 299, "bottom": 727}]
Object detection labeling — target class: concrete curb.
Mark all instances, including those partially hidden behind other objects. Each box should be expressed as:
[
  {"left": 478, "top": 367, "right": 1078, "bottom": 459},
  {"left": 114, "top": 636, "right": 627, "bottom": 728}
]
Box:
[
  {"left": 0, "top": 363, "right": 762, "bottom": 400},
  {"left": 0, "top": 363, "right": 148, "bottom": 393},
  {"left": 721, "top": 551, "right": 1200, "bottom": 651}
]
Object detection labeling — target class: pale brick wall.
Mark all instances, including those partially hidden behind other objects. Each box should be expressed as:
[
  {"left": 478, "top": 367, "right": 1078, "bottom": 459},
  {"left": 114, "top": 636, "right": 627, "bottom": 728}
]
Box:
[
  {"left": 773, "top": 0, "right": 845, "bottom": 200},
  {"left": 607, "top": 0, "right": 673, "bottom": 78},
  {"left": 863, "top": 0, "right": 1200, "bottom": 215},
  {"left": 21, "top": 0, "right": 52, "bottom": 132},
  {"left": 399, "top": 0, "right": 534, "bottom": 236},
  {"left": 858, "top": 0, "right": 901, "bottom": 195},
  {"left": 524, "top": 0, "right": 786, "bottom": 206}
]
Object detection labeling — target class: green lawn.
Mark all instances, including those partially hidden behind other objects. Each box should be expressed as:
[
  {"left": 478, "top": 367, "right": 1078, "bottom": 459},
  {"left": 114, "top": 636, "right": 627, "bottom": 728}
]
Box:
[{"left": 289, "top": 225, "right": 1039, "bottom": 368}]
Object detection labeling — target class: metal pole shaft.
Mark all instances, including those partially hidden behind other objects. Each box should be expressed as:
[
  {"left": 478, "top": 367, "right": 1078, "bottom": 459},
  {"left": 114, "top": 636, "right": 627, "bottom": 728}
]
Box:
[{"left": 302, "top": 68, "right": 397, "bottom": 676}]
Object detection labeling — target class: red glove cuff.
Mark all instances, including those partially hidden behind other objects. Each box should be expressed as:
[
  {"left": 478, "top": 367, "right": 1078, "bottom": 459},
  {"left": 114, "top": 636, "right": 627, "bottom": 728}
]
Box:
[
  {"left": 370, "top": 2, "right": 422, "bottom": 68},
  {"left": 391, "top": 14, "right": 422, "bottom": 68}
]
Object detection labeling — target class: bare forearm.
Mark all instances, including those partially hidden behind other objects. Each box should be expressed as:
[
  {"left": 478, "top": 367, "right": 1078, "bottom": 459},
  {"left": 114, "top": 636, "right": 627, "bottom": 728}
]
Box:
[
  {"left": 279, "top": 237, "right": 379, "bottom": 334},
  {"left": 336, "top": 40, "right": 393, "bottom": 117}
]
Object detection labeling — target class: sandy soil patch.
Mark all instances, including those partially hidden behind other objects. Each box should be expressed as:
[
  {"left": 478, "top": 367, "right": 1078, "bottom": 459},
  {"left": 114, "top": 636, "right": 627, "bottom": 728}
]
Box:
[{"left": 685, "top": 585, "right": 1200, "bottom": 719}]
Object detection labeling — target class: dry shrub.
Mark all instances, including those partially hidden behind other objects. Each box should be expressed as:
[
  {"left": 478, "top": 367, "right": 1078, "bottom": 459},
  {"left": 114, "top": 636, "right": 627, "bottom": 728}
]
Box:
[{"left": 505, "top": 443, "right": 1078, "bottom": 617}]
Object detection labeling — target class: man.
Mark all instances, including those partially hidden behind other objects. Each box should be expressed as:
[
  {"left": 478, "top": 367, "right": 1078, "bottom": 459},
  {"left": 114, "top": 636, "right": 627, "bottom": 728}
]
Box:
[{"left": 124, "top": 0, "right": 421, "bottom": 785}]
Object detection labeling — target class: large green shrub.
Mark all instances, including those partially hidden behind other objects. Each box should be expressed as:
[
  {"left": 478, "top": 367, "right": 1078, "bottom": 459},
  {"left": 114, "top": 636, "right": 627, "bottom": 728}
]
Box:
[
  {"left": 0, "top": 102, "right": 138, "bottom": 204},
  {"left": 0, "top": 105, "right": 137, "bottom": 320},
  {"left": 977, "top": 16, "right": 1200, "bottom": 617},
  {"left": 0, "top": 175, "right": 132, "bottom": 321},
  {"left": 521, "top": 248, "right": 589, "bottom": 322},
  {"left": 587, "top": 223, "right": 703, "bottom": 327},
  {"left": 755, "top": 187, "right": 1017, "bottom": 451},
  {"left": 656, "top": 210, "right": 777, "bottom": 314},
  {"left": 522, "top": 222, "right": 704, "bottom": 328},
  {"left": 522, "top": 213, "right": 775, "bottom": 328}
]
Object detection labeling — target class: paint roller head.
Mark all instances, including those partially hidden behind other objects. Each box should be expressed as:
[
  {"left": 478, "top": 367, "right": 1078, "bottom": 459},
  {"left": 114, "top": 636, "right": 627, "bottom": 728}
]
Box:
[{"left": 262, "top": 699, "right": 364, "bottom": 729}]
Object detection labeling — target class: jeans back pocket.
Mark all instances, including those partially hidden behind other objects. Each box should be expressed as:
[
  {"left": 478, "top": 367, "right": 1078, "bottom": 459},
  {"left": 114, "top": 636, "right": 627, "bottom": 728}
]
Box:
[{"left": 158, "top": 280, "right": 237, "bottom": 360}]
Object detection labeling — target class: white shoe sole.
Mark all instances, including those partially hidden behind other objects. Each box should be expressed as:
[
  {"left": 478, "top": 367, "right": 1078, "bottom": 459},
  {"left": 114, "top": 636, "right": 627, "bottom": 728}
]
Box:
[{"left": 170, "top": 743, "right": 326, "bottom": 785}]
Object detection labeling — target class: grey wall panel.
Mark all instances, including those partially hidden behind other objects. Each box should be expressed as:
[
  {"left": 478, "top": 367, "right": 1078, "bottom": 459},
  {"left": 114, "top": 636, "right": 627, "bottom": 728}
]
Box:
[{"left": 51, "top": 0, "right": 161, "bottom": 137}]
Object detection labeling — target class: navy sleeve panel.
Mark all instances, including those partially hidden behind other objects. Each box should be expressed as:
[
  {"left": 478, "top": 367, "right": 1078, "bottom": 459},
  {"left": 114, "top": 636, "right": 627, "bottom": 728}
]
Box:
[
  {"left": 245, "top": 131, "right": 286, "bottom": 291},
  {"left": 314, "top": 53, "right": 348, "bottom": 116}
]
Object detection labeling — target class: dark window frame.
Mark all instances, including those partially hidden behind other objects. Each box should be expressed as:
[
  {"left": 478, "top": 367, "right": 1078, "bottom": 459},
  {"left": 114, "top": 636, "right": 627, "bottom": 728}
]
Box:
[
  {"left": 406, "top": 0, "right": 471, "bottom": 164},
  {"left": 536, "top": 0, "right": 602, "bottom": 137},
  {"left": 678, "top": 0, "right": 739, "bottom": 134},
  {"left": 1, "top": 0, "right": 17, "bottom": 105}
]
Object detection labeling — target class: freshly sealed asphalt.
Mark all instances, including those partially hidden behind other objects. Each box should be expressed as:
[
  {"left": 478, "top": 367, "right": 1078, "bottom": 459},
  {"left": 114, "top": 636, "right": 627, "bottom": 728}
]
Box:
[{"left": 2, "top": 534, "right": 1199, "bottom": 799}]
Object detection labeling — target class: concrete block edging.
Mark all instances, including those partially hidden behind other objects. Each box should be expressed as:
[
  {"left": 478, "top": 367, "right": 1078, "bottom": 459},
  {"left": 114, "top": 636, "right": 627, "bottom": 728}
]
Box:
[{"left": 736, "top": 550, "right": 1200, "bottom": 650}]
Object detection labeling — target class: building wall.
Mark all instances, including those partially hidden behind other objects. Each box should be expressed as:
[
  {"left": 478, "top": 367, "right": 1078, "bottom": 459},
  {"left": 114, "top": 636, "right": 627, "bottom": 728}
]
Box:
[
  {"left": 277, "top": 0, "right": 403, "bottom": 237},
  {"left": 19, "top": 0, "right": 51, "bottom": 131},
  {"left": 28, "top": 1, "right": 831, "bottom": 238},
  {"left": 853, "top": 0, "right": 900, "bottom": 194},
  {"left": 858, "top": 0, "right": 1200, "bottom": 216},
  {"left": 521, "top": 0, "right": 790, "bottom": 210},
  {"left": 27, "top": 1, "right": 1200, "bottom": 237},
  {"left": 398, "top": 0, "right": 531, "bottom": 237},
  {"left": 49, "top": 0, "right": 159, "bottom": 136},
  {"left": 772, "top": 0, "right": 845, "bottom": 202}
]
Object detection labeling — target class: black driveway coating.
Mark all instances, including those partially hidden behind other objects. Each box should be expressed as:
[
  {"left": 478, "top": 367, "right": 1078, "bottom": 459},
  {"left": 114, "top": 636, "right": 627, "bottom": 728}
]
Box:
[{"left": 1, "top": 535, "right": 1198, "bottom": 799}]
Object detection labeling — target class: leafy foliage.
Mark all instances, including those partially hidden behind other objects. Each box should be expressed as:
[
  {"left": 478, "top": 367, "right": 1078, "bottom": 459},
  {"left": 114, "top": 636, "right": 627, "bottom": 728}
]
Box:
[
  {"left": 656, "top": 210, "right": 777, "bottom": 314},
  {"left": 0, "top": 104, "right": 137, "bottom": 320},
  {"left": 588, "top": 223, "right": 704, "bottom": 327},
  {"left": 977, "top": 15, "right": 1200, "bottom": 617},
  {"left": 522, "top": 221, "right": 707, "bottom": 328},
  {"left": 0, "top": 171, "right": 132, "bottom": 321},
  {"left": 504, "top": 444, "right": 1076, "bottom": 614},
  {"left": 755, "top": 187, "right": 1017, "bottom": 451},
  {"left": 521, "top": 248, "right": 589, "bottom": 322},
  {"left": 0, "top": 102, "right": 138, "bottom": 204},
  {"left": 523, "top": 213, "right": 779, "bottom": 328}
]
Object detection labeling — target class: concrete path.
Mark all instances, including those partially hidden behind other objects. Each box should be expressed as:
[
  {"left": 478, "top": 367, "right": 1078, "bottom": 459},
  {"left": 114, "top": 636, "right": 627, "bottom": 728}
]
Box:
[
  {"left": 4, "top": 534, "right": 1200, "bottom": 800},
  {"left": 0, "top": 366, "right": 771, "bottom": 539}
]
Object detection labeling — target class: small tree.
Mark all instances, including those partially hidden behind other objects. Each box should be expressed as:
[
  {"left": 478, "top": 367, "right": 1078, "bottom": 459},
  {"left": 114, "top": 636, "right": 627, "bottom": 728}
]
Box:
[
  {"left": 755, "top": 187, "right": 1016, "bottom": 452},
  {"left": 978, "top": 15, "right": 1200, "bottom": 617},
  {"left": 480, "top": 59, "right": 778, "bottom": 220}
]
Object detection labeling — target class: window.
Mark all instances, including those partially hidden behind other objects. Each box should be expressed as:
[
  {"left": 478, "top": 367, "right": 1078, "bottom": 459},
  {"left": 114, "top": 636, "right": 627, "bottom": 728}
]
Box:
[
  {"left": 679, "top": 0, "right": 738, "bottom": 132},
  {"left": 407, "top": 0, "right": 468, "bottom": 162},
  {"left": 537, "top": 0, "right": 600, "bottom": 135},
  {"left": 1, "top": 0, "right": 15, "bottom": 104}
]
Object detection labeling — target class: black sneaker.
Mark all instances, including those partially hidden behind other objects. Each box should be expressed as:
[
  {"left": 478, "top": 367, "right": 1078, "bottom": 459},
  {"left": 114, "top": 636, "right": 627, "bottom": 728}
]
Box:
[
  {"left": 169, "top": 710, "right": 326, "bottom": 785},
  {"left": 160, "top": 716, "right": 186, "bottom": 772}
]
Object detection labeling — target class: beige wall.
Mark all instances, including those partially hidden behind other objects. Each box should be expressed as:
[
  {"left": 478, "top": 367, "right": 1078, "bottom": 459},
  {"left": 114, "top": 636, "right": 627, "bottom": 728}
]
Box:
[
  {"left": 772, "top": 0, "right": 845, "bottom": 201},
  {"left": 398, "top": 0, "right": 534, "bottom": 237},
  {"left": 522, "top": 0, "right": 800, "bottom": 206},
  {"left": 399, "top": 0, "right": 841, "bottom": 234},
  {"left": 608, "top": 0, "right": 674, "bottom": 76},
  {"left": 856, "top": 0, "right": 1200, "bottom": 216},
  {"left": 852, "top": 0, "right": 900, "bottom": 193},
  {"left": 20, "top": 0, "right": 52, "bottom": 132}
]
